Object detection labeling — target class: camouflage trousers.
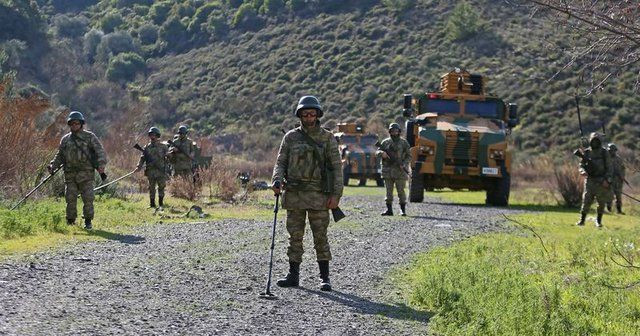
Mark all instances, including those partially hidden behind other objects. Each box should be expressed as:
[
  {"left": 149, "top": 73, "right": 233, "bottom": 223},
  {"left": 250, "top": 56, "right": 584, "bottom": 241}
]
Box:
[
  {"left": 608, "top": 180, "right": 623, "bottom": 209},
  {"left": 285, "top": 209, "right": 331, "bottom": 263},
  {"left": 64, "top": 171, "right": 95, "bottom": 221},
  {"left": 384, "top": 178, "right": 407, "bottom": 204},
  {"left": 580, "top": 178, "right": 613, "bottom": 214},
  {"left": 147, "top": 175, "right": 167, "bottom": 199}
]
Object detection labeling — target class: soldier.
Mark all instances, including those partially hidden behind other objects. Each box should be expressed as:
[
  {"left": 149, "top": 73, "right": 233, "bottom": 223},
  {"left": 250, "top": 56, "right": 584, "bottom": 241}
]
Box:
[
  {"left": 168, "top": 125, "right": 196, "bottom": 178},
  {"left": 47, "top": 111, "right": 108, "bottom": 230},
  {"left": 135, "top": 127, "right": 169, "bottom": 208},
  {"left": 607, "top": 143, "right": 626, "bottom": 214},
  {"left": 576, "top": 132, "right": 613, "bottom": 227},
  {"left": 271, "top": 96, "right": 343, "bottom": 291},
  {"left": 376, "top": 123, "right": 411, "bottom": 216}
]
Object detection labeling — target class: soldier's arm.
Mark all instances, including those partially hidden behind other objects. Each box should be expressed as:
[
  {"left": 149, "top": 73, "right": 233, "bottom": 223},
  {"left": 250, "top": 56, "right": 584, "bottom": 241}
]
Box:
[
  {"left": 401, "top": 141, "right": 411, "bottom": 166},
  {"left": 50, "top": 137, "right": 66, "bottom": 169},
  {"left": 90, "top": 133, "right": 108, "bottom": 170},
  {"left": 271, "top": 134, "right": 290, "bottom": 185},
  {"left": 136, "top": 150, "right": 145, "bottom": 169},
  {"left": 328, "top": 134, "right": 343, "bottom": 197},
  {"left": 620, "top": 159, "right": 626, "bottom": 178}
]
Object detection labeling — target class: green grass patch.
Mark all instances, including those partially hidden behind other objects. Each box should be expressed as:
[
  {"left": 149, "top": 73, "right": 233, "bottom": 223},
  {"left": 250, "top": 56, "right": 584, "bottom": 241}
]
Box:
[
  {"left": 401, "top": 189, "right": 640, "bottom": 335},
  {"left": 1, "top": 193, "right": 273, "bottom": 257}
]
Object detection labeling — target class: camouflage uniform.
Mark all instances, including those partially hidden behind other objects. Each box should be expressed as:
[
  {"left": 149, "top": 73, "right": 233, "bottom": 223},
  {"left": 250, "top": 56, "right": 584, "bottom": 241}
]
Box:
[
  {"left": 577, "top": 133, "right": 613, "bottom": 227},
  {"left": 169, "top": 136, "right": 196, "bottom": 177},
  {"left": 607, "top": 145, "right": 625, "bottom": 214},
  {"left": 50, "top": 129, "right": 107, "bottom": 224},
  {"left": 272, "top": 124, "right": 343, "bottom": 263},
  {"left": 137, "top": 141, "right": 169, "bottom": 207},
  {"left": 376, "top": 125, "right": 411, "bottom": 216}
]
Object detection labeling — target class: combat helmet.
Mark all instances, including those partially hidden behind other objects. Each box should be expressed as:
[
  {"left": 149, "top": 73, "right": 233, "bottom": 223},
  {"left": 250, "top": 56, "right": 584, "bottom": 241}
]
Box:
[
  {"left": 67, "top": 111, "right": 85, "bottom": 125},
  {"left": 608, "top": 143, "right": 617, "bottom": 151},
  {"left": 588, "top": 132, "right": 602, "bottom": 147},
  {"left": 148, "top": 127, "right": 161, "bottom": 136},
  {"left": 388, "top": 123, "right": 401, "bottom": 132},
  {"left": 295, "top": 96, "right": 323, "bottom": 118},
  {"left": 178, "top": 125, "right": 188, "bottom": 135}
]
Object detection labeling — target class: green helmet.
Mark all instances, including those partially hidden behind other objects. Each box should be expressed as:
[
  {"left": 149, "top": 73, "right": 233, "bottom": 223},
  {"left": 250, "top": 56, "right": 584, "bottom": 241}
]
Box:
[
  {"left": 589, "top": 132, "right": 602, "bottom": 147},
  {"left": 67, "top": 111, "right": 85, "bottom": 125},
  {"left": 608, "top": 143, "right": 617, "bottom": 151},
  {"left": 178, "top": 125, "right": 188, "bottom": 135},
  {"left": 295, "top": 96, "right": 323, "bottom": 118},
  {"left": 388, "top": 123, "right": 401, "bottom": 132},
  {"left": 148, "top": 127, "right": 161, "bottom": 136}
]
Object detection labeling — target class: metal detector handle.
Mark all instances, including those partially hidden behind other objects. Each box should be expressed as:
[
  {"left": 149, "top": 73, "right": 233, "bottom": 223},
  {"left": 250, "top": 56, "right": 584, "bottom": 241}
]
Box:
[{"left": 11, "top": 167, "right": 60, "bottom": 210}]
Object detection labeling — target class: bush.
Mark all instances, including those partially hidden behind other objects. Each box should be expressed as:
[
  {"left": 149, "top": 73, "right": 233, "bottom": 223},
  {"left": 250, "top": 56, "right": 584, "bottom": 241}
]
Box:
[
  {"left": 100, "top": 11, "right": 124, "bottom": 33},
  {"left": 554, "top": 162, "right": 583, "bottom": 208},
  {"left": 95, "top": 31, "right": 136, "bottom": 63},
  {"left": 287, "top": 0, "right": 306, "bottom": 12},
  {"left": 106, "top": 52, "right": 146, "bottom": 82},
  {"left": 232, "top": 3, "right": 262, "bottom": 30},
  {"left": 381, "top": 0, "right": 415, "bottom": 12},
  {"left": 149, "top": 1, "right": 172, "bottom": 25},
  {"left": 83, "top": 28, "right": 104, "bottom": 63},
  {"left": 138, "top": 23, "right": 158, "bottom": 45},
  {"left": 53, "top": 14, "right": 89, "bottom": 38},
  {"left": 116, "top": 0, "right": 154, "bottom": 8},
  {"left": 260, "top": 0, "right": 285, "bottom": 15},
  {"left": 159, "top": 16, "right": 188, "bottom": 52},
  {"left": 445, "top": 1, "right": 487, "bottom": 41}
]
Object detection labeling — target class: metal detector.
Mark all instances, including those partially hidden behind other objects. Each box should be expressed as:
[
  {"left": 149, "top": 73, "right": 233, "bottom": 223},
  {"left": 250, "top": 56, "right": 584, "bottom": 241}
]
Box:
[{"left": 259, "top": 181, "right": 280, "bottom": 300}]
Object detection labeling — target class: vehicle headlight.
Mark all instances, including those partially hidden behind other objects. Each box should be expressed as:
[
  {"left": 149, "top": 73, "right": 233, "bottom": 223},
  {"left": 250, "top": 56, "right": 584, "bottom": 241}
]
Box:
[
  {"left": 490, "top": 149, "right": 505, "bottom": 159},
  {"left": 420, "top": 146, "right": 434, "bottom": 156}
]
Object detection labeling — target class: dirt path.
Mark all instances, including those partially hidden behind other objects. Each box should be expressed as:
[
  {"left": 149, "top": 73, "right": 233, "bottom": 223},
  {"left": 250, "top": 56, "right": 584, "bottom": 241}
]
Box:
[{"left": 0, "top": 193, "right": 518, "bottom": 335}]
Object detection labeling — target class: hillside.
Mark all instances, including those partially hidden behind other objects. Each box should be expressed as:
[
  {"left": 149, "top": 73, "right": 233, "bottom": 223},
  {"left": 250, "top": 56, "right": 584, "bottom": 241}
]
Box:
[{"left": 1, "top": 0, "right": 638, "bottom": 160}]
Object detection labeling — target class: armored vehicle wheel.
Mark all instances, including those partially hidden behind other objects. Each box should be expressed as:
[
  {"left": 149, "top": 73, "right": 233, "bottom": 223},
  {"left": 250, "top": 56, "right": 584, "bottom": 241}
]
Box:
[
  {"left": 358, "top": 178, "right": 367, "bottom": 186},
  {"left": 343, "top": 165, "right": 351, "bottom": 186},
  {"left": 375, "top": 174, "right": 384, "bottom": 187},
  {"left": 409, "top": 173, "right": 424, "bottom": 203},
  {"left": 486, "top": 175, "right": 510, "bottom": 206}
]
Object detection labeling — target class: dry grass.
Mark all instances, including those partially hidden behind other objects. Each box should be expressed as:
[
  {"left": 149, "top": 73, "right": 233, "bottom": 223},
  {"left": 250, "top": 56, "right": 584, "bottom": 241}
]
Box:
[{"left": 513, "top": 155, "right": 584, "bottom": 207}]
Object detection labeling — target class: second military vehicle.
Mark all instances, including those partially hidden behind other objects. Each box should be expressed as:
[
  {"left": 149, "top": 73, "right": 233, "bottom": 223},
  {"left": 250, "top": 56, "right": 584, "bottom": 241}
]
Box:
[
  {"left": 403, "top": 69, "right": 518, "bottom": 206},
  {"left": 334, "top": 123, "right": 384, "bottom": 186}
]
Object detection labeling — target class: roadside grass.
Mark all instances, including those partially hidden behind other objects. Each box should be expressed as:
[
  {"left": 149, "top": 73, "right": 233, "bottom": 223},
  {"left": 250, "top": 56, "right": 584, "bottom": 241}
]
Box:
[
  {"left": 0, "top": 193, "right": 273, "bottom": 257},
  {"left": 401, "top": 188, "right": 640, "bottom": 335}
]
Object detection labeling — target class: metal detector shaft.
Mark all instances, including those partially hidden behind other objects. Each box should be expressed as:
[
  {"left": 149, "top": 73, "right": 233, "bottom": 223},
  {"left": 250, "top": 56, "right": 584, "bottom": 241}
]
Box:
[
  {"left": 264, "top": 193, "right": 280, "bottom": 296},
  {"left": 11, "top": 167, "right": 60, "bottom": 210},
  {"left": 93, "top": 170, "right": 136, "bottom": 192},
  {"left": 623, "top": 191, "right": 640, "bottom": 203}
]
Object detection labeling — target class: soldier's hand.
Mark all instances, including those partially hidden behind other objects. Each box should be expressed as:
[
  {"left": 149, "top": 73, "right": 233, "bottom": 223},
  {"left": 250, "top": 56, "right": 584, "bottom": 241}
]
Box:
[
  {"left": 603, "top": 180, "right": 610, "bottom": 188},
  {"left": 326, "top": 196, "right": 339, "bottom": 209},
  {"left": 381, "top": 152, "right": 389, "bottom": 159},
  {"left": 47, "top": 164, "right": 54, "bottom": 175},
  {"left": 135, "top": 166, "right": 142, "bottom": 173},
  {"left": 272, "top": 186, "right": 281, "bottom": 195}
]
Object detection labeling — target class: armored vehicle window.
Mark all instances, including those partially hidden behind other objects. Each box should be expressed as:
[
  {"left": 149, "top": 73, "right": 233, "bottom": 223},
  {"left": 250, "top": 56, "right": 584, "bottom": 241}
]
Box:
[
  {"left": 360, "top": 135, "right": 378, "bottom": 145},
  {"left": 340, "top": 135, "right": 357, "bottom": 144},
  {"left": 422, "top": 99, "right": 460, "bottom": 114},
  {"left": 464, "top": 100, "right": 503, "bottom": 119}
]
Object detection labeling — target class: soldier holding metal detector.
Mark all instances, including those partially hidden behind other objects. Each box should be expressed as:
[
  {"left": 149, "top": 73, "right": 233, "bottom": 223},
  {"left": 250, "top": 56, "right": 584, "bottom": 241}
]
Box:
[
  {"left": 271, "top": 95, "right": 344, "bottom": 291},
  {"left": 375, "top": 123, "right": 411, "bottom": 216},
  {"left": 135, "top": 127, "right": 169, "bottom": 208},
  {"left": 606, "top": 143, "right": 626, "bottom": 214},
  {"left": 168, "top": 125, "right": 197, "bottom": 179},
  {"left": 47, "top": 111, "right": 108, "bottom": 230}
]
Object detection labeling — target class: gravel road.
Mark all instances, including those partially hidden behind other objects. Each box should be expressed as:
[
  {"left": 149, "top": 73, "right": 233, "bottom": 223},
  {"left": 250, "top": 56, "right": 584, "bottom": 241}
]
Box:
[{"left": 0, "top": 193, "right": 519, "bottom": 335}]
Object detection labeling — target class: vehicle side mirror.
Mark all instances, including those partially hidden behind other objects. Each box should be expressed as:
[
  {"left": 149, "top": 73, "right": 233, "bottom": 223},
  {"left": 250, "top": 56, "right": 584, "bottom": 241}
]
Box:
[
  {"left": 403, "top": 94, "right": 413, "bottom": 118},
  {"left": 508, "top": 103, "right": 518, "bottom": 127}
]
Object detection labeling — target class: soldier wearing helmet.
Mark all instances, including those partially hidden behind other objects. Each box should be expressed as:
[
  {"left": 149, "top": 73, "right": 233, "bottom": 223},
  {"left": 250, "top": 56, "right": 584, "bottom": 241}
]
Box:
[
  {"left": 47, "top": 111, "right": 108, "bottom": 230},
  {"left": 271, "top": 95, "right": 343, "bottom": 291},
  {"left": 606, "top": 143, "right": 626, "bottom": 214},
  {"left": 576, "top": 132, "right": 613, "bottom": 227},
  {"left": 376, "top": 122, "right": 411, "bottom": 216},
  {"left": 136, "top": 127, "right": 169, "bottom": 208},
  {"left": 168, "top": 125, "right": 197, "bottom": 178}
]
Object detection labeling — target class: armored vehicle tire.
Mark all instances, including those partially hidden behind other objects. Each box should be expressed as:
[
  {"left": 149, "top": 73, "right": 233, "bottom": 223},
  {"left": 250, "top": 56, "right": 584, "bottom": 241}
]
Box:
[
  {"left": 486, "top": 176, "right": 510, "bottom": 206},
  {"left": 343, "top": 165, "right": 351, "bottom": 186},
  {"left": 358, "top": 178, "right": 367, "bottom": 186},
  {"left": 409, "top": 173, "right": 424, "bottom": 203},
  {"left": 375, "top": 175, "right": 384, "bottom": 187}
]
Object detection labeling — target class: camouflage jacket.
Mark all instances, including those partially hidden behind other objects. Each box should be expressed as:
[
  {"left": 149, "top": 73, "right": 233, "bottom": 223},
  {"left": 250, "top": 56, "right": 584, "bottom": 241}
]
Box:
[
  {"left": 579, "top": 147, "right": 613, "bottom": 181},
  {"left": 51, "top": 129, "right": 108, "bottom": 174},
  {"left": 137, "top": 141, "right": 169, "bottom": 177},
  {"left": 272, "top": 124, "right": 343, "bottom": 210},
  {"left": 610, "top": 154, "right": 625, "bottom": 182},
  {"left": 376, "top": 136, "right": 411, "bottom": 179},
  {"left": 168, "top": 136, "right": 196, "bottom": 171}
]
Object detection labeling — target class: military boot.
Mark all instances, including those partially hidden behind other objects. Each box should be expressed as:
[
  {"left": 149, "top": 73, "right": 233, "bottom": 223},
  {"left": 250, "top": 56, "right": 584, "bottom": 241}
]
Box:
[
  {"left": 606, "top": 203, "right": 612, "bottom": 212},
  {"left": 84, "top": 218, "right": 92, "bottom": 230},
  {"left": 158, "top": 196, "right": 164, "bottom": 207},
  {"left": 575, "top": 213, "right": 586, "bottom": 226},
  {"left": 617, "top": 204, "right": 624, "bottom": 215},
  {"left": 381, "top": 203, "right": 393, "bottom": 216},
  {"left": 66, "top": 218, "right": 75, "bottom": 226},
  {"left": 318, "top": 260, "right": 332, "bottom": 291},
  {"left": 595, "top": 213, "right": 603, "bottom": 228},
  {"left": 399, "top": 203, "right": 407, "bottom": 216},
  {"left": 276, "top": 261, "right": 300, "bottom": 288},
  {"left": 149, "top": 196, "right": 156, "bottom": 208}
]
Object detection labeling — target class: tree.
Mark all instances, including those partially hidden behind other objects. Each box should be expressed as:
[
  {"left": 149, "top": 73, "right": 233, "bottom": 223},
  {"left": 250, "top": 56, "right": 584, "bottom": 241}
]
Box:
[
  {"left": 445, "top": 1, "right": 486, "bottom": 41},
  {"left": 138, "top": 23, "right": 159, "bottom": 45},
  {"left": 83, "top": 28, "right": 104, "bottom": 63},
  {"left": 382, "top": 0, "right": 415, "bottom": 12},
  {"left": 149, "top": 1, "right": 172, "bottom": 25},
  {"left": 260, "top": 0, "right": 285, "bottom": 16},
  {"left": 232, "top": 3, "right": 262, "bottom": 30},
  {"left": 159, "top": 16, "right": 188, "bottom": 52},
  {"left": 521, "top": 0, "right": 640, "bottom": 90},
  {"left": 100, "top": 11, "right": 123, "bottom": 33},
  {"left": 53, "top": 14, "right": 89, "bottom": 38},
  {"left": 95, "top": 31, "right": 136, "bottom": 63},
  {"left": 106, "top": 52, "right": 146, "bottom": 82}
]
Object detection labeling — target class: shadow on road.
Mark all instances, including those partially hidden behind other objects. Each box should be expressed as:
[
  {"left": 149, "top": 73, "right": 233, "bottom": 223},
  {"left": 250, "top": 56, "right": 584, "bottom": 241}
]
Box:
[
  {"left": 87, "top": 230, "right": 146, "bottom": 244},
  {"left": 298, "top": 287, "right": 432, "bottom": 323},
  {"left": 426, "top": 201, "right": 576, "bottom": 213}
]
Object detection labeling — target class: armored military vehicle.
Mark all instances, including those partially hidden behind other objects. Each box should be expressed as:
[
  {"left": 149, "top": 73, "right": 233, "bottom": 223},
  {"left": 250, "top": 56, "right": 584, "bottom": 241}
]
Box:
[
  {"left": 334, "top": 123, "right": 384, "bottom": 186},
  {"left": 403, "top": 69, "right": 518, "bottom": 205}
]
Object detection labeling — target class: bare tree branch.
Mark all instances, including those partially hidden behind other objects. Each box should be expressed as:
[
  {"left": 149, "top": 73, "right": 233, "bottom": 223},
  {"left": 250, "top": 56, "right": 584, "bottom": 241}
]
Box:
[{"left": 502, "top": 214, "right": 549, "bottom": 255}]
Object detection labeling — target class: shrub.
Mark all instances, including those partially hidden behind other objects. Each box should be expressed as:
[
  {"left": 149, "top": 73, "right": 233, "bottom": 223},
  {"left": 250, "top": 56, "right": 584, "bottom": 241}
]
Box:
[
  {"left": 287, "top": 0, "right": 306, "bottom": 12},
  {"left": 83, "top": 28, "right": 104, "bottom": 62},
  {"left": 100, "top": 11, "right": 124, "bottom": 33},
  {"left": 159, "top": 16, "right": 188, "bottom": 52},
  {"left": 232, "top": 3, "right": 261, "bottom": 30},
  {"left": 95, "top": 31, "right": 136, "bottom": 63},
  {"left": 149, "top": 1, "right": 172, "bottom": 25},
  {"left": 106, "top": 52, "right": 146, "bottom": 82},
  {"left": 138, "top": 23, "right": 158, "bottom": 45},
  {"left": 116, "top": 0, "right": 153, "bottom": 8},
  {"left": 445, "top": 1, "right": 487, "bottom": 41},
  {"left": 260, "top": 0, "right": 285, "bottom": 15},
  {"left": 554, "top": 162, "right": 583, "bottom": 208},
  {"left": 53, "top": 14, "right": 89, "bottom": 38},
  {"left": 382, "top": 0, "right": 415, "bottom": 12}
]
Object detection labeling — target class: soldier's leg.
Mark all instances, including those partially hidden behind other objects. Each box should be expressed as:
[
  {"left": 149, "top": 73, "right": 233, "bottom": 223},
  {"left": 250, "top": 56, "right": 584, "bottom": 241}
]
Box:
[
  {"left": 308, "top": 209, "right": 332, "bottom": 291},
  {"left": 79, "top": 173, "right": 95, "bottom": 229},
  {"left": 614, "top": 185, "right": 623, "bottom": 213},
  {"left": 64, "top": 177, "right": 79, "bottom": 224},
  {"left": 148, "top": 176, "right": 156, "bottom": 207},
  {"left": 594, "top": 183, "right": 611, "bottom": 227},
  {"left": 382, "top": 179, "right": 395, "bottom": 215},
  {"left": 158, "top": 177, "right": 166, "bottom": 207},
  {"left": 578, "top": 179, "right": 595, "bottom": 225},
  {"left": 397, "top": 179, "right": 408, "bottom": 216},
  {"left": 277, "top": 209, "right": 307, "bottom": 287}
]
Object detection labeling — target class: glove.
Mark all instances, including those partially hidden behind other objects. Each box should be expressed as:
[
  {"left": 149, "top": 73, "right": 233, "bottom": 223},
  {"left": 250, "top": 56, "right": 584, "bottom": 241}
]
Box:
[{"left": 47, "top": 164, "right": 54, "bottom": 175}]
